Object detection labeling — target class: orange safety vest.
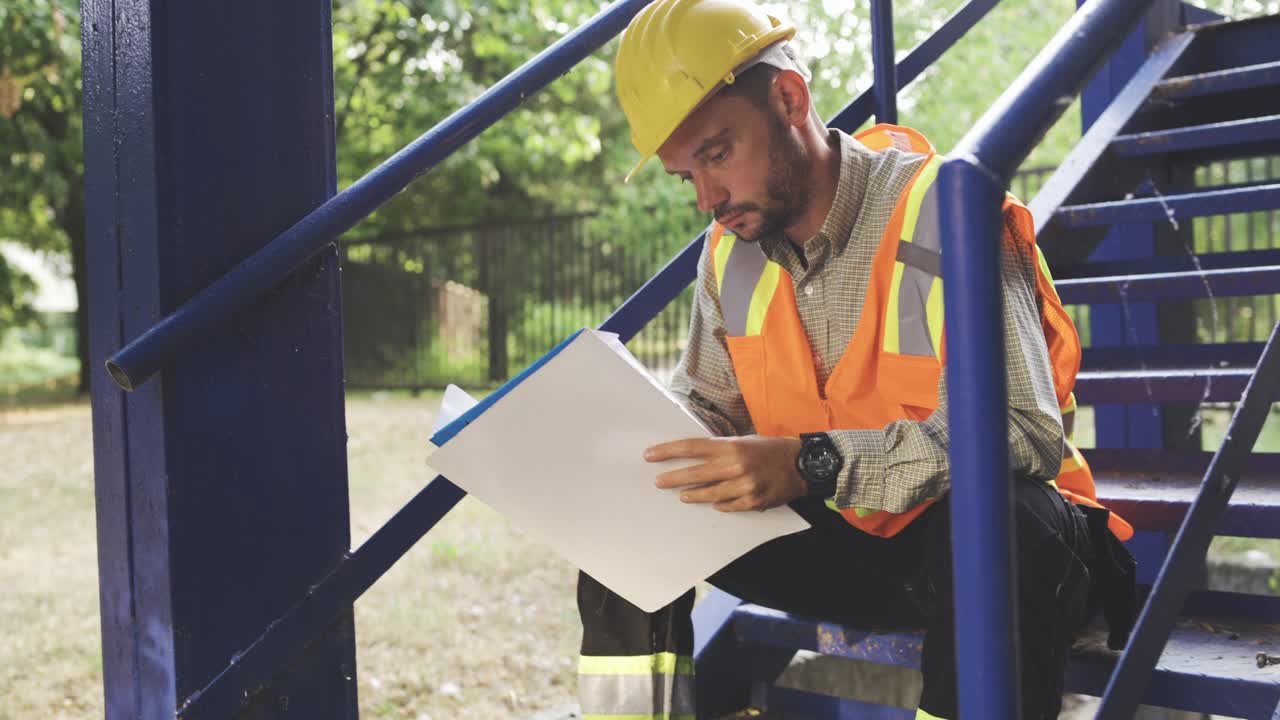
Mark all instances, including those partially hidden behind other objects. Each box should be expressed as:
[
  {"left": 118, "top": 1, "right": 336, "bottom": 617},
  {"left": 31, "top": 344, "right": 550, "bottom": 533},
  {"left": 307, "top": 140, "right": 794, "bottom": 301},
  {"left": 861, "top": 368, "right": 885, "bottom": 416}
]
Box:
[{"left": 708, "top": 124, "right": 1133, "bottom": 541}]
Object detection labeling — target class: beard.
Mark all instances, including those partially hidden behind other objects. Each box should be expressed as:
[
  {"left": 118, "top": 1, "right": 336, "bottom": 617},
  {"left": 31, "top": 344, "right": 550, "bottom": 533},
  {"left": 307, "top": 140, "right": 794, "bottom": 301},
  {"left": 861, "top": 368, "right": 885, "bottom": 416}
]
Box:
[{"left": 716, "top": 115, "right": 813, "bottom": 243}]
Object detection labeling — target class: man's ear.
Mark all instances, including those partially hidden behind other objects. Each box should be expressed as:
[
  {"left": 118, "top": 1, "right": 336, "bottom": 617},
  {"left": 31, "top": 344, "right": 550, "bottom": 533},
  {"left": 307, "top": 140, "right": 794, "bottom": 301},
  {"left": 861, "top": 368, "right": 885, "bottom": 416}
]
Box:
[{"left": 771, "top": 69, "right": 812, "bottom": 129}]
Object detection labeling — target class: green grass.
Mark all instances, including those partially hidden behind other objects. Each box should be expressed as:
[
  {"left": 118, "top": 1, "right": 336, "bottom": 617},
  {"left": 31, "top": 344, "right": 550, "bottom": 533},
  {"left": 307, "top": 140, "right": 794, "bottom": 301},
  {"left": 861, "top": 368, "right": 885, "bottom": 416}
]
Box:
[{"left": 0, "top": 329, "right": 81, "bottom": 408}]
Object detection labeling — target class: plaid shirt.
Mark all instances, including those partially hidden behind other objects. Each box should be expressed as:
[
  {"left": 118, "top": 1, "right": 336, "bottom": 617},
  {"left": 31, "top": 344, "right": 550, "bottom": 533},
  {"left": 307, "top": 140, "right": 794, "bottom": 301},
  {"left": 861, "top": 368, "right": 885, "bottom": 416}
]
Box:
[{"left": 668, "top": 130, "right": 1064, "bottom": 514}]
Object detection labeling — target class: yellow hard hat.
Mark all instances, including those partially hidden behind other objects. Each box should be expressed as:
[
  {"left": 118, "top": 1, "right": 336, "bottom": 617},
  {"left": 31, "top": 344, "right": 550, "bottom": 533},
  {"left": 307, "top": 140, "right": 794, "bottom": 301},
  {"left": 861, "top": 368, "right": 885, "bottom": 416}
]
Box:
[{"left": 615, "top": 0, "right": 796, "bottom": 183}]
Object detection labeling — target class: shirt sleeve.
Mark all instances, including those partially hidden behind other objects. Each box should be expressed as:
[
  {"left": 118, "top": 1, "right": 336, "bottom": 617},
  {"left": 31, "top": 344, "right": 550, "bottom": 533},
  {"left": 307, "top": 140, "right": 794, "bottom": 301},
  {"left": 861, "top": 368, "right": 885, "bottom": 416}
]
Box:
[
  {"left": 828, "top": 210, "right": 1065, "bottom": 514},
  {"left": 667, "top": 237, "right": 756, "bottom": 438}
]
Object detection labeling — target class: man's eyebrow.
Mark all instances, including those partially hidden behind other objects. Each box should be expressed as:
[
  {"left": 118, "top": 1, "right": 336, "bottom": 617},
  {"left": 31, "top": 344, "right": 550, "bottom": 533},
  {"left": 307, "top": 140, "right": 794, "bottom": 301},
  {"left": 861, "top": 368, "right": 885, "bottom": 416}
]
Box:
[{"left": 692, "top": 128, "right": 732, "bottom": 158}]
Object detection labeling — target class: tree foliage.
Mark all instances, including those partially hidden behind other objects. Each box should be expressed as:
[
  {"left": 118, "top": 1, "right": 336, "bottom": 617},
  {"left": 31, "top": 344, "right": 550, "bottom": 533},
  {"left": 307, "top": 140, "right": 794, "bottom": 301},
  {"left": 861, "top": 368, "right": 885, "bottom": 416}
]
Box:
[
  {"left": 0, "top": 0, "right": 83, "bottom": 386},
  {"left": 5, "top": 0, "right": 1280, "bottom": 381}
]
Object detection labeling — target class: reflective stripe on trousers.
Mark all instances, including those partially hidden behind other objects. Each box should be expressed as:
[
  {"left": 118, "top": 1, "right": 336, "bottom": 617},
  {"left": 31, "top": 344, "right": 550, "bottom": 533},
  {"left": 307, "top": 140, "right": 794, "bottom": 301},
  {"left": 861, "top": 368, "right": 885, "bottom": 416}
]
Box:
[{"left": 578, "top": 652, "right": 695, "bottom": 719}]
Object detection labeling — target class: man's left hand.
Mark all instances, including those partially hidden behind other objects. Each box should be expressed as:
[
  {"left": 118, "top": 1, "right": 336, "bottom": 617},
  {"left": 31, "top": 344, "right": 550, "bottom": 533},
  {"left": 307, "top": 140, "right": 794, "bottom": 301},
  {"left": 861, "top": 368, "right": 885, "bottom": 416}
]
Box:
[{"left": 645, "top": 435, "right": 806, "bottom": 512}]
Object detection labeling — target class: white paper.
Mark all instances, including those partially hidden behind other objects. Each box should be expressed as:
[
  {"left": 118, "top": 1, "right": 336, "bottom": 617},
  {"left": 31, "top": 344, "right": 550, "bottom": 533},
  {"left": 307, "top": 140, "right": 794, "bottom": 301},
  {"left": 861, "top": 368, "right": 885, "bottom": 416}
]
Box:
[
  {"left": 433, "top": 383, "right": 480, "bottom": 434},
  {"left": 426, "top": 329, "right": 810, "bottom": 612}
]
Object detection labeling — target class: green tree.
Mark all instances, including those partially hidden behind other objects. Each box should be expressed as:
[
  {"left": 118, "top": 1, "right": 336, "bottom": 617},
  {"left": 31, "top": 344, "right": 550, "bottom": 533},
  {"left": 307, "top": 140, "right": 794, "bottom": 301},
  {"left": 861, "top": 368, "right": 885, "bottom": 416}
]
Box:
[
  {"left": 332, "top": 0, "right": 623, "bottom": 237},
  {"left": 0, "top": 0, "right": 84, "bottom": 389}
]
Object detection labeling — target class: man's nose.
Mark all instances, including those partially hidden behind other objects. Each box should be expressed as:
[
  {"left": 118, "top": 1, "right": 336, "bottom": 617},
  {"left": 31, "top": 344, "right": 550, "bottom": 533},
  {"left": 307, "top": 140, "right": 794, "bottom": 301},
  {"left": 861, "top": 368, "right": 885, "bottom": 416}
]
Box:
[{"left": 694, "top": 175, "right": 728, "bottom": 214}]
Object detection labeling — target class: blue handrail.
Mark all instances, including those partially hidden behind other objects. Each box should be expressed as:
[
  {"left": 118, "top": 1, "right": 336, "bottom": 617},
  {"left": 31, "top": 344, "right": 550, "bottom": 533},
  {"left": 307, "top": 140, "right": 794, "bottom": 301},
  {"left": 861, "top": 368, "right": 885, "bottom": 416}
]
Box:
[
  {"left": 939, "top": 0, "right": 1160, "bottom": 715},
  {"left": 104, "top": 0, "right": 652, "bottom": 391}
]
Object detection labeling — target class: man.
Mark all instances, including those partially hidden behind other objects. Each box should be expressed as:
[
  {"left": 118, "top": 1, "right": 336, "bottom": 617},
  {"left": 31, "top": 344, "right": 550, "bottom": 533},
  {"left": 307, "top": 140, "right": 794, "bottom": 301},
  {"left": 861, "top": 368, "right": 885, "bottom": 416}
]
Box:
[{"left": 578, "top": 1, "right": 1136, "bottom": 718}]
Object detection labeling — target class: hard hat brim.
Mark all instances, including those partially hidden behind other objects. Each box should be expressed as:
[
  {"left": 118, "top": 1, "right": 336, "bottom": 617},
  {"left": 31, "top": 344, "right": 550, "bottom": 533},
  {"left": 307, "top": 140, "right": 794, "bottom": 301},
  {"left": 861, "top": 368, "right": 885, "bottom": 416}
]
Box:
[{"left": 624, "top": 154, "right": 651, "bottom": 184}]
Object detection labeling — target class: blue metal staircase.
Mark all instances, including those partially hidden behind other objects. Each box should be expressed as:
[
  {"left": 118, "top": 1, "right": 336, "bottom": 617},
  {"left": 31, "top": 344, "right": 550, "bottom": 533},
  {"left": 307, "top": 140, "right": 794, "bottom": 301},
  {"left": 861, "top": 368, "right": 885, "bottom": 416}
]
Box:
[
  {"left": 92, "top": 0, "right": 1280, "bottom": 717},
  {"left": 698, "top": 7, "right": 1280, "bottom": 719}
]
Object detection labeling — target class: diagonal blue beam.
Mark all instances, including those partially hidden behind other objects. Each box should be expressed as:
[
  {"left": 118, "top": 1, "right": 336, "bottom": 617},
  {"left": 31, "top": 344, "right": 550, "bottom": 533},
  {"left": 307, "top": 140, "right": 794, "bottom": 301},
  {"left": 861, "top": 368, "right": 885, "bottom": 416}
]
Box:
[
  {"left": 1096, "top": 321, "right": 1280, "bottom": 719},
  {"left": 956, "top": 0, "right": 1161, "bottom": 181},
  {"left": 104, "top": 0, "right": 654, "bottom": 391}
]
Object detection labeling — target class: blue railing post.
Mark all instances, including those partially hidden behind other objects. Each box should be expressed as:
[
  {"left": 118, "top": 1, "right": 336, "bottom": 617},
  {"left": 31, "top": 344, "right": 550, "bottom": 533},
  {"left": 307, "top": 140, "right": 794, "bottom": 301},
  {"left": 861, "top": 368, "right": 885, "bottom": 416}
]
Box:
[
  {"left": 870, "top": 0, "right": 899, "bottom": 124},
  {"left": 937, "top": 156, "right": 1019, "bottom": 718}
]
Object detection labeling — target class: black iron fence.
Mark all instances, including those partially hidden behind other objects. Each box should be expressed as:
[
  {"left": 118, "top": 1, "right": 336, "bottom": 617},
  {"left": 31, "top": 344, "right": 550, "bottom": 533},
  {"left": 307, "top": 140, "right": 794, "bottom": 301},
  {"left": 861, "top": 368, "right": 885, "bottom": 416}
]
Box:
[
  {"left": 342, "top": 207, "right": 706, "bottom": 390},
  {"left": 341, "top": 161, "right": 1280, "bottom": 390}
]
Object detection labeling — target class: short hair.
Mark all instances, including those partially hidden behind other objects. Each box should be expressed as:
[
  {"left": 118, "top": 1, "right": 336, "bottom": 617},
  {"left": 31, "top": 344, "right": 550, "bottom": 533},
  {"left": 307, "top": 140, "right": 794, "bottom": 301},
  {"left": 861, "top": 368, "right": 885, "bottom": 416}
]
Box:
[{"left": 716, "top": 44, "right": 810, "bottom": 112}]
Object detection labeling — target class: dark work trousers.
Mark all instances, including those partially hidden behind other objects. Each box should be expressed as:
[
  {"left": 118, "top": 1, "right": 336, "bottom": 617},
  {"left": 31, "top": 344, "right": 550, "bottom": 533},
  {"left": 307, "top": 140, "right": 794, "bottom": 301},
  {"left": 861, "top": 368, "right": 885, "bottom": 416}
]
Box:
[{"left": 578, "top": 476, "right": 1097, "bottom": 719}]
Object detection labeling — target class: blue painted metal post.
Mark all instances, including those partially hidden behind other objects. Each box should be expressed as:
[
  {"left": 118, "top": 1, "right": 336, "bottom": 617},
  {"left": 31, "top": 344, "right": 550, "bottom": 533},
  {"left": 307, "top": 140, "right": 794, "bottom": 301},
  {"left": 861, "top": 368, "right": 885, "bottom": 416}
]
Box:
[
  {"left": 936, "top": 158, "right": 1018, "bottom": 718},
  {"left": 83, "top": 1, "right": 357, "bottom": 717},
  {"left": 870, "top": 0, "right": 899, "bottom": 125}
]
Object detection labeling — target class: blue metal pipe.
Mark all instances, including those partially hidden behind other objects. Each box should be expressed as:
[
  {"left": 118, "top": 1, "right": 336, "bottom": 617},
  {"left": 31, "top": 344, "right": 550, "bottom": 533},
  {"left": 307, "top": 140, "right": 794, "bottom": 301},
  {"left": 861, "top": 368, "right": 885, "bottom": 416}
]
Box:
[
  {"left": 953, "top": 0, "right": 1158, "bottom": 181},
  {"left": 104, "top": 0, "right": 654, "bottom": 391},
  {"left": 937, "top": 157, "right": 1019, "bottom": 719},
  {"left": 935, "top": 3, "right": 1164, "bottom": 707},
  {"left": 870, "top": 0, "right": 898, "bottom": 125}
]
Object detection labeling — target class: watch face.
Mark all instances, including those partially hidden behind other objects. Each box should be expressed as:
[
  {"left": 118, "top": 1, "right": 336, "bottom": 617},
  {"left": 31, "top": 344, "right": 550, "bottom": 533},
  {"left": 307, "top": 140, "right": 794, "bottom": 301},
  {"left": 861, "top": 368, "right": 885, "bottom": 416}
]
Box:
[{"left": 804, "top": 443, "right": 840, "bottom": 481}]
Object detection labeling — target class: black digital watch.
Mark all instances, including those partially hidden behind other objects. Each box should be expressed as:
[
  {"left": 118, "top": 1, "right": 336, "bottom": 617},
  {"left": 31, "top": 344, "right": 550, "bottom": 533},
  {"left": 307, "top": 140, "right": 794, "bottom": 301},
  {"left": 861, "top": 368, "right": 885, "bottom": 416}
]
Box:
[{"left": 796, "top": 432, "right": 843, "bottom": 499}]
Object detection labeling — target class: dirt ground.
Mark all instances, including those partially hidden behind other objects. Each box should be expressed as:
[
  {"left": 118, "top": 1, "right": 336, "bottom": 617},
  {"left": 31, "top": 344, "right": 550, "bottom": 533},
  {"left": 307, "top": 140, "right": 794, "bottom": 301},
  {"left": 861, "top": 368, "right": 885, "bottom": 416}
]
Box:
[{"left": 0, "top": 393, "right": 581, "bottom": 719}]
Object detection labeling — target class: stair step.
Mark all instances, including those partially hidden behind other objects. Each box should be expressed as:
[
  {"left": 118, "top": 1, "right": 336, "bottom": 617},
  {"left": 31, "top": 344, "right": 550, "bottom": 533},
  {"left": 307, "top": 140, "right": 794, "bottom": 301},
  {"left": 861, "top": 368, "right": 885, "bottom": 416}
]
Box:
[
  {"left": 1081, "top": 342, "right": 1264, "bottom": 370},
  {"left": 1074, "top": 367, "right": 1252, "bottom": 403},
  {"left": 1177, "top": 14, "right": 1280, "bottom": 78},
  {"left": 1059, "top": 249, "right": 1280, "bottom": 280},
  {"left": 1066, "top": 613, "right": 1280, "bottom": 716},
  {"left": 1111, "top": 114, "right": 1280, "bottom": 157},
  {"left": 731, "top": 602, "right": 1280, "bottom": 717},
  {"left": 1094, "top": 472, "right": 1280, "bottom": 538},
  {"left": 1082, "top": 448, "right": 1280, "bottom": 477},
  {"left": 1153, "top": 60, "right": 1280, "bottom": 101},
  {"left": 1054, "top": 183, "right": 1280, "bottom": 228},
  {"left": 1054, "top": 266, "right": 1280, "bottom": 304}
]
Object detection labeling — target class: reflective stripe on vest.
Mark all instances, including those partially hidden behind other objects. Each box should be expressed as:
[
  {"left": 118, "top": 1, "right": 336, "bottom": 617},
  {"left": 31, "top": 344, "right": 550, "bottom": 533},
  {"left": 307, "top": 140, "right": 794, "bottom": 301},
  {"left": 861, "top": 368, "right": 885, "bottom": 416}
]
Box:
[
  {"left": 578, "top": 653, "right": 695, "bottom": 719},
  {"left": 713, "top": 233, "right": 783, "bottom": 337},
  {"left": 884, "top": 154, "right": 945, "bottom": 358},
  {"left": 1061, "top": 392, "right": 1079, "bottom": 465}
]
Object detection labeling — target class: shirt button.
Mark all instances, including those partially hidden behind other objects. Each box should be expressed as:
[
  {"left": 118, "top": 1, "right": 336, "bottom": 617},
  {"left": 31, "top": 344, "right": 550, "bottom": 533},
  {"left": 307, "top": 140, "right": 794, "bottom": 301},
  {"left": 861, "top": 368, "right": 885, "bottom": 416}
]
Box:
[{"left": 804, "top": 284, "right": 815, "bottom": 296}]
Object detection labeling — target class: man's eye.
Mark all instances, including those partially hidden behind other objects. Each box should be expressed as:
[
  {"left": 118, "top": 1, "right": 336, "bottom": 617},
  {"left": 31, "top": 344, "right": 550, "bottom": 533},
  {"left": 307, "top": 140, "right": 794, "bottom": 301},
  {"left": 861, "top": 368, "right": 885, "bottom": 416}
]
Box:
[{"left": 711, "top": 148, "right": 729, "bottom": 162}]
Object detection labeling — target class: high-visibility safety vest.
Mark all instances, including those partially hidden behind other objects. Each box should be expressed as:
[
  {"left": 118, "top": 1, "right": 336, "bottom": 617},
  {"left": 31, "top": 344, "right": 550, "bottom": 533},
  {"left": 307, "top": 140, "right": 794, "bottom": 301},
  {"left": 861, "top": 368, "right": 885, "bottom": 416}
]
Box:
[{"left": 709, "top": 124, "right": 1134, "bottom": 541}]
